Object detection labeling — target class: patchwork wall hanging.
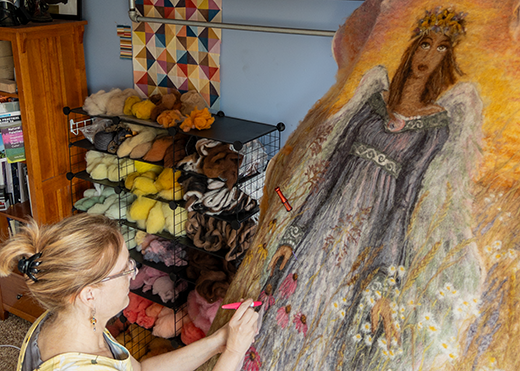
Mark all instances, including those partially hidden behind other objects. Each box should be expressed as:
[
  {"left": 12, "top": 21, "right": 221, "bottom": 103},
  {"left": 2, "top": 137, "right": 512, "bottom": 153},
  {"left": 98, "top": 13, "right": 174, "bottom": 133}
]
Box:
[
  {"left": 132, "top": 0, "right": 222, "bottom": 110},
  {"left": 201, "top": 0, "right": 520, "bottom": 370}
]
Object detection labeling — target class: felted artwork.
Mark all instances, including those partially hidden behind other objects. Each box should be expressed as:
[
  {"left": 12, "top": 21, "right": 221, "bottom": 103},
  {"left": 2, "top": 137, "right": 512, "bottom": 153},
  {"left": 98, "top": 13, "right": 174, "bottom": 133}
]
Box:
[{"left": 202, "top": 2, "right": 520, "bottom": 371}]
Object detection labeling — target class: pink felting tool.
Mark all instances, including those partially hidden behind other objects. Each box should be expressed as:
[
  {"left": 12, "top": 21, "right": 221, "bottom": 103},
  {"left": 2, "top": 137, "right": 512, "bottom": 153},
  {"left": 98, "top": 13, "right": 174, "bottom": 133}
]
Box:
[{"left": 221, "top": 301, "right": 262, "bottom": 310}]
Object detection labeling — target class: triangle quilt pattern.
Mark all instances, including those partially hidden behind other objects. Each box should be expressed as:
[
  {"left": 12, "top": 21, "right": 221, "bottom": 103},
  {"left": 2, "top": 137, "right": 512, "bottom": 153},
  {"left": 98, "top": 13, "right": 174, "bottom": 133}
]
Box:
[{"left": 132, "top": 0, "right": 222, "bottom": 110}]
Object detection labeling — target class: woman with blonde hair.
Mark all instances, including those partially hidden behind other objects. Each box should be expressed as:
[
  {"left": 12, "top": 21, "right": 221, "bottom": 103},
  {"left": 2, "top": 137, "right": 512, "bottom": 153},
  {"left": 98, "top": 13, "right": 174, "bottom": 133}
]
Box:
[{"left": 0, "top": 213, "right": 258, "bottom": 371}]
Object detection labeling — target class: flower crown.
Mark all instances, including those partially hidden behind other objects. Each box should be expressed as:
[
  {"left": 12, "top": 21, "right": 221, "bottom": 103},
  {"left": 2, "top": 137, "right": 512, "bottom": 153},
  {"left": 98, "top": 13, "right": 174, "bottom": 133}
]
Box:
[{"left": 413, "top": 8, "right": 467, "bottom": 43}]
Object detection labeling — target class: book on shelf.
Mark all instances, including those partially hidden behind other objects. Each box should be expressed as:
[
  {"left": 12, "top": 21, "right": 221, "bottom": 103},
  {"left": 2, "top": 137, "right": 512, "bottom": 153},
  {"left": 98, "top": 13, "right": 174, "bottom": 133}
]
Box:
[
  {"left": 0, "top": 157, "right": 30, "bottom": 212},
  {"left": 6, "top": 217, "right": 22, "bottom": 237},
  {"left": 0, "top": 110, "right": 25, "bottom": 163}
]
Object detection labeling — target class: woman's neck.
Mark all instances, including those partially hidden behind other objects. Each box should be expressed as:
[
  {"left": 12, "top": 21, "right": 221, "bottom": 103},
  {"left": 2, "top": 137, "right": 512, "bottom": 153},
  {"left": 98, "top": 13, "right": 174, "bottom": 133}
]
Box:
[{"left": 39, "top": 309, "right": 112, "bottom": 361}]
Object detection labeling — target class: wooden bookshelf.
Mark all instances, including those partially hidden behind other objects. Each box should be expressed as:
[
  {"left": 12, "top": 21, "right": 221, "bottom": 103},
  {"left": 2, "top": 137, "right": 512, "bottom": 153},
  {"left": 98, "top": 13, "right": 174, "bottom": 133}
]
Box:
[
  {"left": 0, "top": 200, "right": 31, "bottom": 223},
  {"left": 0, "top": 20, "right": 87, "bottom": 322}
]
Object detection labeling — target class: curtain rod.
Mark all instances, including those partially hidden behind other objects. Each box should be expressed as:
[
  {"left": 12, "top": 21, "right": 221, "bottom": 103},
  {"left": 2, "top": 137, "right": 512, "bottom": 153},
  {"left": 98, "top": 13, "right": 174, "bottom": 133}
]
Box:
[{"left": 127, "top": 1, "right": 336, "bottom": 37}]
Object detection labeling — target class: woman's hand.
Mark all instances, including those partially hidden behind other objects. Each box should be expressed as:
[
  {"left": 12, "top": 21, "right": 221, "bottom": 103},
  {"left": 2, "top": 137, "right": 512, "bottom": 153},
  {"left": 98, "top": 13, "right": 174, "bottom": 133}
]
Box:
[{"left": 225, "top": 299, "right": 259, "bottom": 356}]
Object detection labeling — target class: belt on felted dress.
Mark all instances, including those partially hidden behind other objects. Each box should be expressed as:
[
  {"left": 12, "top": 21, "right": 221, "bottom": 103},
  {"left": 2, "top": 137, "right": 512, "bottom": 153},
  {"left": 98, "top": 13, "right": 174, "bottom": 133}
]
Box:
[{"left": 349, "top": 142, "right": 402, "bottom": 178}]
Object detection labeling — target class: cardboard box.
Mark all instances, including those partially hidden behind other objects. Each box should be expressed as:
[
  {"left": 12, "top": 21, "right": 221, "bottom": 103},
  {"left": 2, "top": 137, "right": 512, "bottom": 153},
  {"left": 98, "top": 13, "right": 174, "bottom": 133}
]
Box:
[
  {"left": 0, "top": 41, "right": 12, "bottom": 58},
  {"left": 0, "top": 79, "right": 16, "bottom": 94},
  {"left": 0, "top": 56, "right": 14, "bottom": 80}
]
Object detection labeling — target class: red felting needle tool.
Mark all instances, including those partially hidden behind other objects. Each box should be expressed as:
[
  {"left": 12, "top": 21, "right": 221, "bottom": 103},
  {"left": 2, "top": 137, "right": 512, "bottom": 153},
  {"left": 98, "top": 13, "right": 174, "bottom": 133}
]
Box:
[
  {"left": 275, "top": 187, "right": 292, "bottom": 212},
  {"left": 221, "top": 301, "right": 262, "bottom": 310}
]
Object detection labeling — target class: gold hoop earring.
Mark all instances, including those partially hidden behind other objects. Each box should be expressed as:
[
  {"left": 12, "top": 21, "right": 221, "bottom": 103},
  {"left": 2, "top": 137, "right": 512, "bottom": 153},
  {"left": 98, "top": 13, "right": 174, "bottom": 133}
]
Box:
[{"left": 90, "top": 308, "right": 97, "bottom": 332}]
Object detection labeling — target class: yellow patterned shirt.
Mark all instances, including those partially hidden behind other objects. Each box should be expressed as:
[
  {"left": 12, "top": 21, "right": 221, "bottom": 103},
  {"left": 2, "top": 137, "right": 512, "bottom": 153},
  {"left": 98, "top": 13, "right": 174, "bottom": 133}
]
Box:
[{"left": 17, "top": 312, "right": 134, "bottom": 371}]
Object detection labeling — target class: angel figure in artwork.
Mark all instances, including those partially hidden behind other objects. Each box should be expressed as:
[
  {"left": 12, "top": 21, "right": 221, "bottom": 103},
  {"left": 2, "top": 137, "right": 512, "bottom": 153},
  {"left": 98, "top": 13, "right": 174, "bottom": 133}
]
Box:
[{"left": 248, "top": 8, "right": 484, "bottom": 371}]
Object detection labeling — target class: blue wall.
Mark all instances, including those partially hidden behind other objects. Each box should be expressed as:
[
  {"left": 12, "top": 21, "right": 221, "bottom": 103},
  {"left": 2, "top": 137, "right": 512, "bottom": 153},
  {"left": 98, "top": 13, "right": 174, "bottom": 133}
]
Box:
[{"left": 82, "top": 0, "right": 362, "bottom": 143}]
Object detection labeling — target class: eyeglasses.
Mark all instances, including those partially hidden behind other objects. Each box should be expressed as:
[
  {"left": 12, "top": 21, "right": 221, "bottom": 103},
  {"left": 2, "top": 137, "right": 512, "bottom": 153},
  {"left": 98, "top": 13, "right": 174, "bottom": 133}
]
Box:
[{"left": 101, "top": 258, "right": 138, "bottom": 282}]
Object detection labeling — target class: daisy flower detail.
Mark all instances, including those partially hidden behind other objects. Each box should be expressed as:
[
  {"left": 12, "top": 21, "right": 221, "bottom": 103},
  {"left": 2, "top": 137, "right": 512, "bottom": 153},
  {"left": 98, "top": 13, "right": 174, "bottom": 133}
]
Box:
[
  {"left": 426, "top": 322, "right": 440, "bottom": 335},
  {"left": 366, "top": 296, "right": 377, "bottom": 308},
  {"left": 377, "top": 337, "right": 388, "bottom": 350},
  {"left": 421, "top": 312, "right": 434, "bottom": 323},
  {"left": 437, "top": 288, "right": 447, "bottom": 300},
  {"left": 492, "top": 240, "right": 502, "bottom": 250}
]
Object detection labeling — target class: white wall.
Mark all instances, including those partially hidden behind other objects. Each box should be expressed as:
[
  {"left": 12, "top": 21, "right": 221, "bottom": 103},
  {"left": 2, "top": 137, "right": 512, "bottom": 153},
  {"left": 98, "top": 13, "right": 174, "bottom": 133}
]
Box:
[{"left": 82, "top": 0, "right": 362, "bottom": 143}]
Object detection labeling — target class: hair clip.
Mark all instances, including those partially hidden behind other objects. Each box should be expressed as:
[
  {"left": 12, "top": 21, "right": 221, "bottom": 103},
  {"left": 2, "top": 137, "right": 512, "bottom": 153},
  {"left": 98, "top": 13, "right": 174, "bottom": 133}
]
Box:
[{"left": 18, "top": 252, "right": 42, "bottom": 282}]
